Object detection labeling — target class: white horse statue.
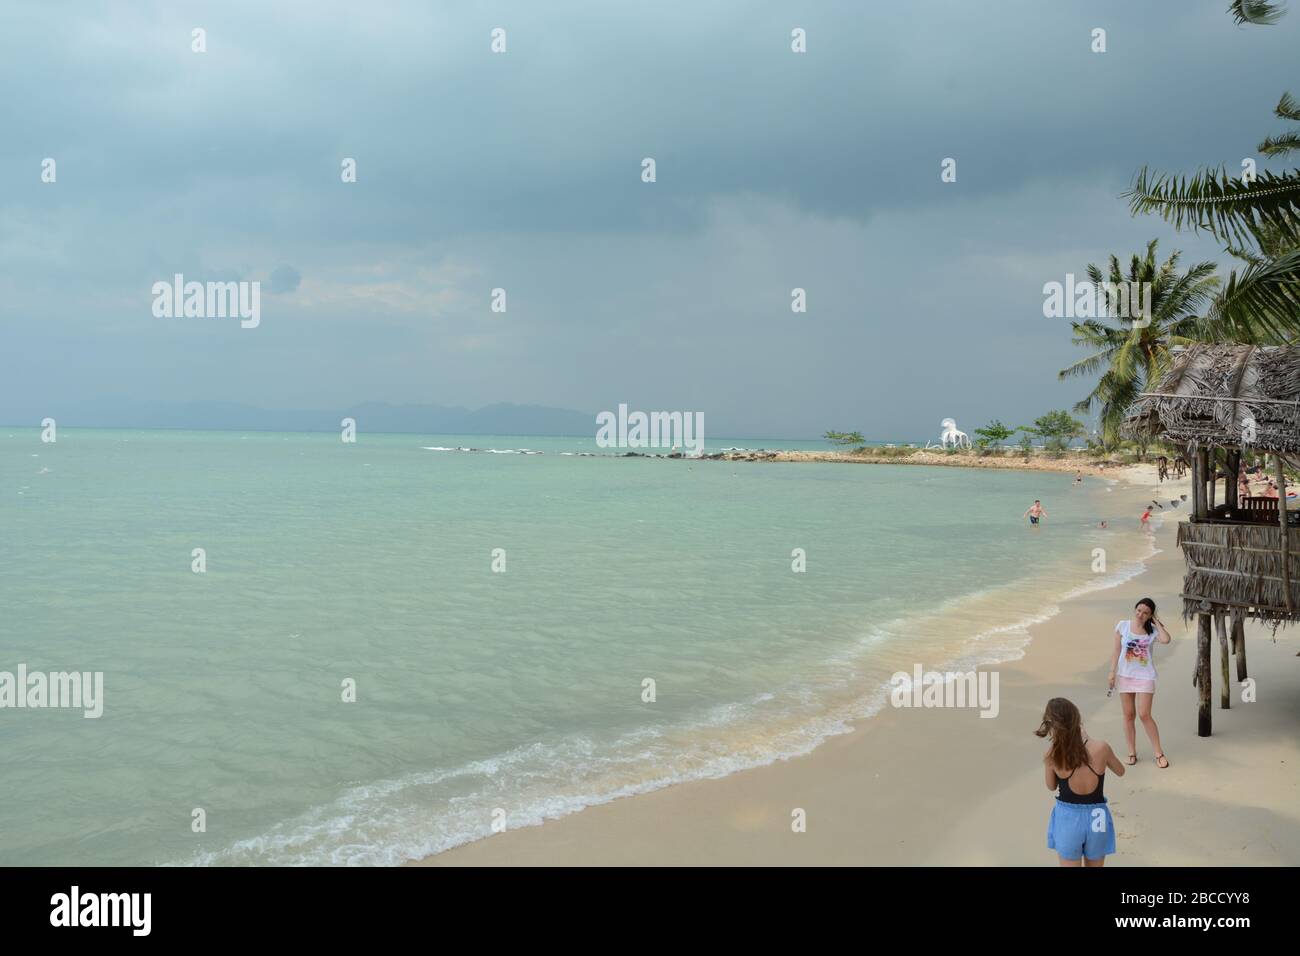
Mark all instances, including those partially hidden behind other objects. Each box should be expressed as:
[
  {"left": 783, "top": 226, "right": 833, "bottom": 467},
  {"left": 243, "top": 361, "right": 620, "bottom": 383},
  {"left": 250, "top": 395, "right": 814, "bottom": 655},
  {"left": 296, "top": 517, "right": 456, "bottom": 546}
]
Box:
[{"left": 940, "top": 418, "right": 971, "bottom": 449}]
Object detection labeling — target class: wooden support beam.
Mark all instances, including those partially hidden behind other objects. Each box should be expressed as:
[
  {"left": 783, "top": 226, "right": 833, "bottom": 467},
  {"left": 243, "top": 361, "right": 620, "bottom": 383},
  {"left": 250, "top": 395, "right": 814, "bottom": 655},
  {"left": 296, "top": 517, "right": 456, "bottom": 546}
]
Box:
[
  {"left": 1276, "top": 455, "right": 1293, "bottom": 613},
  {"left": 1201, "top": 450, "right": 1211, "bottom": 515},
  {"left": 1232, "top": 611, "right": 1247, "bottom": 682},
  {"left": 1227, "top": 450, "right": 1237, "bottom": 512},
  {"left": 1180, "top": 591, "right": 1299, "bottom": 616},
  {"left": 1194, "top": 448, "right": 1209, "bottom": 519},
  {"left": 1178, "top": 540, "right": 1300, "bottom": 558},
  {"left": 1186, "top": 561, "right": 1292, "bottom": 584},
  {"left": 1197, "top": 613, "right": 1212, "bottom": 737},
  {"left": 1226, "top": 450, "right": 1241, "bottom": 510},
  {"left": 1217, "top": 613, "right": 1230, "bottom": 710}
]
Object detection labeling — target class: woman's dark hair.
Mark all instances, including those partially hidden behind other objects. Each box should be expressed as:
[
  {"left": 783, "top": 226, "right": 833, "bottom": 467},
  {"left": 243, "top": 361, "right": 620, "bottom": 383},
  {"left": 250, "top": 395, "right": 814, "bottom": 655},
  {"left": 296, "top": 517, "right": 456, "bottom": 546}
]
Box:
[
  {"left": 1135, "top": 597, "right": 1156, "bottom": 634},
  {"left": 1035, "top": 698, "right": 1088, "bottom": 772}
]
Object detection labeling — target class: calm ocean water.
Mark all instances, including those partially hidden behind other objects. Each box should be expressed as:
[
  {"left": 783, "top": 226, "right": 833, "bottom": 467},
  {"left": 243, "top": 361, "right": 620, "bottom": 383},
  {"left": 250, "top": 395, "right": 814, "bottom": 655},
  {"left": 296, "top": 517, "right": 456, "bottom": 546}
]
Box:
[{"left": 0, "top": 429, "right": 1156, "bottom": 865}]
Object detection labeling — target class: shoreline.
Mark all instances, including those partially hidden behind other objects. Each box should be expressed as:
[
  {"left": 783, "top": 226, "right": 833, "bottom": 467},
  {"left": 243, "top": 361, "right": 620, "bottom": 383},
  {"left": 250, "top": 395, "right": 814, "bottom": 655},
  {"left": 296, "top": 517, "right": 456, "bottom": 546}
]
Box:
[
  {"left": 405, "top": 465, "right": 1161, "bottom": 865},
  {"left": 703, "top": 447, "right": 1136, "bottom": 477},
  {"left": 413, "top": 463, "right": 1298, "bottom": 866}
]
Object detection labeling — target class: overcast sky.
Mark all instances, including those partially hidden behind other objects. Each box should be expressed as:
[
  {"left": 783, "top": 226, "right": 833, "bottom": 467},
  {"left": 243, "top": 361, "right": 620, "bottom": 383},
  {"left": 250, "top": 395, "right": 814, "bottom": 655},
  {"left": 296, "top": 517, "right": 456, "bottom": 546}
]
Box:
[{"left": 2, "top": 0, "right": 1298, "bottom": 439}]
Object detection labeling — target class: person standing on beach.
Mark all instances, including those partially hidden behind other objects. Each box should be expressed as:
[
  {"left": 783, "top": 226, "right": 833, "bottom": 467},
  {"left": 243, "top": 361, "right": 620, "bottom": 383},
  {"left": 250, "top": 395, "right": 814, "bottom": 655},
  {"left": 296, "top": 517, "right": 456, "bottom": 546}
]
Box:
[
  {"left": 1139, "top": 506, "right": 1152, "bottom": 530},
  {"left": 1108, "top": 598, "right": 1172, "bottom": 768},
  {"left": 1023, "top": 500, "right": 1046, "bottom": 528},
  {"left": 1036, "top": 697, "right": 1125, "bottom": 867}
]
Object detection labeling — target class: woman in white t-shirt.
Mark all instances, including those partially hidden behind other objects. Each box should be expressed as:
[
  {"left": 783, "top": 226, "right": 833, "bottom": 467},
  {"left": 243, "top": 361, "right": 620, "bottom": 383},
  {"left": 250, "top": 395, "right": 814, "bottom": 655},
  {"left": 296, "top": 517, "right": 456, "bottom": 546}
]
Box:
[{"left": 1107, "top": 597, "right": 1172, "bottom": 768}]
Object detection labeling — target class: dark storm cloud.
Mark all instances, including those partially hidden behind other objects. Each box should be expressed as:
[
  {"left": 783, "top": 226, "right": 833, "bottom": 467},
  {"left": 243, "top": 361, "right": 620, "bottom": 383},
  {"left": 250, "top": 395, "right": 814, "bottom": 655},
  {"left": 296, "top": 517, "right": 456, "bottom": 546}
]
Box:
[{"left": 1, "top": 0, "right": 1297, "bottom": 437}]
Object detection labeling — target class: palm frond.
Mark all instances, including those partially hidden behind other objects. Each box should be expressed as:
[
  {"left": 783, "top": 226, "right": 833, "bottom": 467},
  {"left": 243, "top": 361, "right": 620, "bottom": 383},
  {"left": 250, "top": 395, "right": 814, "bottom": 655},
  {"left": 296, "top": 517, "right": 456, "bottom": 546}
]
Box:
[
  {"left": 1276, "top": 91, "right": 1300, "bottom": 122},
  {"left": 1259, "top": 130, "right": 1300, "bottom": 157},
  {"left": 1229, "top": 0, "right": 1287, "bottom": 25},
  {"left": 1223, "top": 242, "right": 1271, "bottom": 265},
  {"left": 1151, "top": 261, "right": 1220, "bottom": 321},
  {"left": 1068, "top": 318, "right": 1128, "bottom": 349},
  {"left": 1058, "top": 350, "right": 1112, "bottom": 380},
  {"left": 1205, "top": 247, "right": 1300, "bottom": 342},
  {"left": 1126, "top": 166, "right": 1300, "bottom": 246}
]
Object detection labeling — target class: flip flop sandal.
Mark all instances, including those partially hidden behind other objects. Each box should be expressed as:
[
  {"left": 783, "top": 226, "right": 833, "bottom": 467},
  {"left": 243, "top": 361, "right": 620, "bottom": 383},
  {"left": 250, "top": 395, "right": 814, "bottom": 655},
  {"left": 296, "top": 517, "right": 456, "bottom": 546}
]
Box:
[
  {"left": 1154, "top": 754, "right": 1170, "bottom": 769},
  {"left": 1126, "top": 753, "right": 1137, "bottom": 765}
]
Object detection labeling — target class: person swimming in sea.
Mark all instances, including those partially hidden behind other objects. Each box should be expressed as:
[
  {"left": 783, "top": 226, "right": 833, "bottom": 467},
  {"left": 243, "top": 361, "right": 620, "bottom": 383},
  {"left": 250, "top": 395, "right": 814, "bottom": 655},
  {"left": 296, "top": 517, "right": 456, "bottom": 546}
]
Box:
[{"left": 1023, "top": 500, "right": 1047, "bottom": 528}]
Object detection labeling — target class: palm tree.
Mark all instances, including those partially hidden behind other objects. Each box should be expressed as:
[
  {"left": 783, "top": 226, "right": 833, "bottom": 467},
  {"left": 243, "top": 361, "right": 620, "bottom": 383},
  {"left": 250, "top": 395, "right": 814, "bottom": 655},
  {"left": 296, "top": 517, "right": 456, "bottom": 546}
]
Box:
[
  {"left": 1058, "top": 241, "right": 1219, "bottom": 445},
  {"left": 1124, "top": 5, "right": 1300, "bottom": 342}
]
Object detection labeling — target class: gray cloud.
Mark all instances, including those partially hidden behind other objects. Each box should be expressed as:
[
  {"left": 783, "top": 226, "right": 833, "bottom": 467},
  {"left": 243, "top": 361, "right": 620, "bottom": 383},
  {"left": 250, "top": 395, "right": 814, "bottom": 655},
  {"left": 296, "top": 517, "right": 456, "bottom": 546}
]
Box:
[
  {"left": 269, "top": 266, "right": 302, "bottom": 294},
  {"left": 1, "top": 1, "right": 1296, "bottom": 437}
]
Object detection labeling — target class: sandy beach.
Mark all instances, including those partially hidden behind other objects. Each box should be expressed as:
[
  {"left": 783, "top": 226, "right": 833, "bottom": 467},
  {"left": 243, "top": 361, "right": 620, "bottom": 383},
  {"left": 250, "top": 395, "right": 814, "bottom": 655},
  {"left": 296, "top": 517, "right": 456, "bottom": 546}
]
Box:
[
  {"left": 415, "top": 464, "right": 1300, "bottom": 866},
  {"left": 714, "top": 447, "right": 1141, "bottom": 477}
]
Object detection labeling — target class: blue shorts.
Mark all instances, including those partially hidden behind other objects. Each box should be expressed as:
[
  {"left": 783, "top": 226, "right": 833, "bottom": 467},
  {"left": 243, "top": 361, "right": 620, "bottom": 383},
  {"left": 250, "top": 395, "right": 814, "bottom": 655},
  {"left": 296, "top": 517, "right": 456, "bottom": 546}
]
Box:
[
  {"left": 1029, "top": 516, "right": 1039, "bottom": 524},
  {"left": 1047, "top": 799, "right": 1116, "bottom": 861}
]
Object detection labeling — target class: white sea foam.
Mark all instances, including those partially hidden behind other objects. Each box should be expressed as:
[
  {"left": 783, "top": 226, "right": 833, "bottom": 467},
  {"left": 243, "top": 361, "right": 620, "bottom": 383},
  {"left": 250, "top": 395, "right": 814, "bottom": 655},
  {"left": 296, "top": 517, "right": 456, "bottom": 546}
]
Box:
[
  {"left": 178, "top": 683, "right": 882, "bottom": 867},
  {"left": 422, "top": 446, "right": 547, "bottom": 455}
]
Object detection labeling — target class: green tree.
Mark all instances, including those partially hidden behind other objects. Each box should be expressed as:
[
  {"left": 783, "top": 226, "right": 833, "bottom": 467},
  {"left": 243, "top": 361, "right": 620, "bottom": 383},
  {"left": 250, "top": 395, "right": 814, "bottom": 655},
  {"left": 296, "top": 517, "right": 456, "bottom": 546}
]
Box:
[
  {"left": 973, "top": 420, "right": 1015, "bottom": 449},
  {"left": 1023, "top": 410, "right": 1087, "bottom": 453},
  {"left": 1016, "top": 431, "right": 1034, "bottom": 460},
  {"left": 1057, "top": 241, "right": 1218, "bottom": 444},
  {"left": 824, "top": 430, "right": 866, "bottom": 448}
]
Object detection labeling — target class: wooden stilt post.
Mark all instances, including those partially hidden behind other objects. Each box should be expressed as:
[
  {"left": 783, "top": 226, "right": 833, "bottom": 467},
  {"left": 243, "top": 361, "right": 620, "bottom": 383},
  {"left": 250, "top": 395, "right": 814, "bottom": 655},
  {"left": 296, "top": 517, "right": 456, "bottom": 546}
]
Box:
[
  {"left": 1217, "top": 612, "right": 1230, "bottom": 710},
  {"left": 1201, "top": 450, "right": 1211, "bottom": 515},
  {"left": 1197, "top": 613, "right": 1212, "bottom": 737},
  {"left": 1232, "top": 611, "right": 1248, "bottom": 682},
  {"left": 1193, "top": 449, "right": 1208, "bottom": 519},
  {"left": 1226, "top": 450, "right": 1240, "bottom": 510},
  {"left": 1277, "top": 455, "right": 1293, "bottom": 613}
]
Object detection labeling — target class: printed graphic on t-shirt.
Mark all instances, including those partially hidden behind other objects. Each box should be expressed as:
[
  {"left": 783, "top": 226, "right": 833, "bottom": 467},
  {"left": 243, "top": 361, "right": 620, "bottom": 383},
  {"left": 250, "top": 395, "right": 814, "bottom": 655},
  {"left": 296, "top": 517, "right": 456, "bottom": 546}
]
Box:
[{"left": 1124, "top": 637, "right": 1151, "bottom": 667}]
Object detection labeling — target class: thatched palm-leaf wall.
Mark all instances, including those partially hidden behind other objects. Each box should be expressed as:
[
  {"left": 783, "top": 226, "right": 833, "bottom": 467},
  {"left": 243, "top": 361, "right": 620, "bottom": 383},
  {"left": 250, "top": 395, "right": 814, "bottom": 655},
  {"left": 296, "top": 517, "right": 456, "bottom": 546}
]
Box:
[{"left": 1178, "top": 521, "right": 1300, "bottom": 623}]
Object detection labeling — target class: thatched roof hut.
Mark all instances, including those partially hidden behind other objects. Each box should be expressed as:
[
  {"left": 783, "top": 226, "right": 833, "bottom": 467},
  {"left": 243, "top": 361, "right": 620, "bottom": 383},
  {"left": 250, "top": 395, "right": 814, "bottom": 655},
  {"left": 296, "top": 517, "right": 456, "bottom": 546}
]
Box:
[
  {"left": 1123, "top": 344, "right": 1300, "bottom": 736},
  {"left": 1125, "top": 344, "right": 1300, "bottom": 454}
]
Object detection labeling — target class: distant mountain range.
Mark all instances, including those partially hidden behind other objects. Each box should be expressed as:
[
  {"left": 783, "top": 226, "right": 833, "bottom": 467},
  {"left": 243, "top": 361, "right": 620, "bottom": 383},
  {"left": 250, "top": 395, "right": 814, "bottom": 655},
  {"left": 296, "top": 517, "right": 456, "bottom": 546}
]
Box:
[{"left": 6, "top": 400, "right": 597, "bottom": 436}]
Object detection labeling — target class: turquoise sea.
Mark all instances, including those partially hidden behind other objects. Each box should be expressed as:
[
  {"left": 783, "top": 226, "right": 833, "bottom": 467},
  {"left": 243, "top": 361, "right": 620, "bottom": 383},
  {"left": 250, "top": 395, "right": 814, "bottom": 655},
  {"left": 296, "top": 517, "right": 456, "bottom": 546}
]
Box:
[{"left": 0, "top": 429, "right": 1157, "bottom": 865}]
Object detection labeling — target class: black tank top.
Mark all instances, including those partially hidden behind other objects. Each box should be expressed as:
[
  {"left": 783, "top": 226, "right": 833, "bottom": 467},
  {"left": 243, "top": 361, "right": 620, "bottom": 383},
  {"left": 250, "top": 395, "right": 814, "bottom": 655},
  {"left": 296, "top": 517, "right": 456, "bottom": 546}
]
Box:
[{"left": 1056, "top": 740, "right": 1105, "bottom": 804}]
